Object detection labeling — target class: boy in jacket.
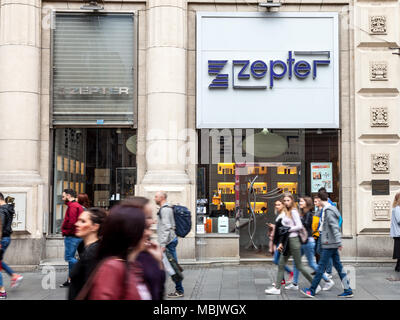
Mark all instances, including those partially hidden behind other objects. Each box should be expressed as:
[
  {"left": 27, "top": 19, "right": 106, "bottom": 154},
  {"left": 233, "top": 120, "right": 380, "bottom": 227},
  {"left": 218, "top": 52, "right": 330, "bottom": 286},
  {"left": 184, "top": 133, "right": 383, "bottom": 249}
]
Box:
[
  {"left": 60, "top": 189, "right": 83, "bottom": 288},
  {"left": 301, "top": 190, "right": 353, "bottom": 298}
]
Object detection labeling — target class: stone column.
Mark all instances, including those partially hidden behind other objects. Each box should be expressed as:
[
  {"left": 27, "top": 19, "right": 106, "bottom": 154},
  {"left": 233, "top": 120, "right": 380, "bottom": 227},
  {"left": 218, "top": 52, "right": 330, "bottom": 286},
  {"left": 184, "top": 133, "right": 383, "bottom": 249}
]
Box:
[
  {"left": 142, "top": 0, "right": 189, "bottom": 185},
  {"left": 138, "top": 0, "right": 195, "bottom": 260},
  {"left": 0, "top": 0, "right": 44, "bottom": 264}
]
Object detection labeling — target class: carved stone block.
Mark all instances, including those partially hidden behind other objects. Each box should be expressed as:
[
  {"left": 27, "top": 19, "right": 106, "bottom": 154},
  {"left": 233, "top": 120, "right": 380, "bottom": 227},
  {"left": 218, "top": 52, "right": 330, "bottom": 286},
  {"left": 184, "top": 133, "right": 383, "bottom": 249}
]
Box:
[
  {"left": 372, "top": 200, "right": 391, "bottom": 221},
  {"left": 370, "top": 107, "right": 389, "bottom": 127},
  {"left": 372, "top": 153, "right": 390, "bottom": 173},
  {"left": 370, "top": 61, "right": 388, "bottom": 81},
  {"left": 369, "top": 16, "right": 387, "bottom": 35}
]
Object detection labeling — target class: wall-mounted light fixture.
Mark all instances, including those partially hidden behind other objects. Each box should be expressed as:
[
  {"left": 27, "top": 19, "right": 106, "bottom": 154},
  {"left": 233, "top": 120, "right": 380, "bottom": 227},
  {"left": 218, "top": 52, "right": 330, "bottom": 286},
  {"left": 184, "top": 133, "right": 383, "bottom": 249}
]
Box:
[
  {"left": 81, "top": 1, "right": 104, "bottom": 11},
  {"left": 258, "top": 0, "right": 282, "bottom": 9}
]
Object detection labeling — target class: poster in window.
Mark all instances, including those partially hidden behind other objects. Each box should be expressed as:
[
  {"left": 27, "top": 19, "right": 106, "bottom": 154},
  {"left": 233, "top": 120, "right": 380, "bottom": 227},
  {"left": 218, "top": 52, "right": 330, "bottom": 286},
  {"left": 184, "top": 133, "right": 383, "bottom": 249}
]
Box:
[{"left": 311, "top": 162, "right": 333, "bottom": 193}]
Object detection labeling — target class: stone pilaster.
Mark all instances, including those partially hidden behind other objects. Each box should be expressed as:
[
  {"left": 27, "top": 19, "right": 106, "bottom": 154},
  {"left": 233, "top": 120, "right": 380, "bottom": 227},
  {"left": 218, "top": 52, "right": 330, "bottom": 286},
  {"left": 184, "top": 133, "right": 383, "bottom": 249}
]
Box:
[
  {"left": 137, "top": 0, "right": 195, "bottom": 260},
  {"left": 0, "top": 0, "right": 44, "bottom": 263}
]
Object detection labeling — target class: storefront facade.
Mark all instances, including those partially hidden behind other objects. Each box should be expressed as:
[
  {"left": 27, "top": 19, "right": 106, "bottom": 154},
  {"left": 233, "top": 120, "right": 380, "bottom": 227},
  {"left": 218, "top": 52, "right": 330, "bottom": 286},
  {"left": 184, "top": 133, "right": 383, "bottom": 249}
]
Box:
[{"left": 0, "top": 0, "right": 396, "bottom": 267}]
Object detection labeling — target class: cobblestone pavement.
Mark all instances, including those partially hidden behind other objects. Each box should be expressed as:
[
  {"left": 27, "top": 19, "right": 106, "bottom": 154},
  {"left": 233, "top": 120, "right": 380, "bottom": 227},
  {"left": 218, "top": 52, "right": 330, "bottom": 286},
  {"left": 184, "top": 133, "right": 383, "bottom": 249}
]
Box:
[{"left": 2, "top": 264, "right": 400, "bottom": 300}]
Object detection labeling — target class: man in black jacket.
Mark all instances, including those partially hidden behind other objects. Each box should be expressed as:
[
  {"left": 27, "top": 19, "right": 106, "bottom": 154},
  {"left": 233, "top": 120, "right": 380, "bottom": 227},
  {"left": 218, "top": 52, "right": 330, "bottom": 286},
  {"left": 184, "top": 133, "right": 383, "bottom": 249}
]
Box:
[{"left": 0, "top": 193, "right": 23, "bottom": 299}]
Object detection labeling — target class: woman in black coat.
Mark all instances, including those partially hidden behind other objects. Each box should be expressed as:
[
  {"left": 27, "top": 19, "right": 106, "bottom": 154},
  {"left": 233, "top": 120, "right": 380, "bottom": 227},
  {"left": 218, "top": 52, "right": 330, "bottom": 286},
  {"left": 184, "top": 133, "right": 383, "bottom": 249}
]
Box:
[{"left": 68, "top": 207, "right": 107, "bottom": 300}]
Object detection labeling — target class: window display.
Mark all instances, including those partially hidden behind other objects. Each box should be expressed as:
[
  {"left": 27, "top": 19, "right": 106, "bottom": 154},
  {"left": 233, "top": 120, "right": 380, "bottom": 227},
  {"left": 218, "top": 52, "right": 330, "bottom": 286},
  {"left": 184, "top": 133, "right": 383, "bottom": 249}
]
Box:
[{"left": 196, "top": 129, "right": 340, "bottom": 258}]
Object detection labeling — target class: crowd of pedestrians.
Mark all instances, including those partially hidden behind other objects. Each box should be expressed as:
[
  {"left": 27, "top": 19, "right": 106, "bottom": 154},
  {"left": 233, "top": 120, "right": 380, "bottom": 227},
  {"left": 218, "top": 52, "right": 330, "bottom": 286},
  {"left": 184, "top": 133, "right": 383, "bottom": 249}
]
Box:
[
  {"left": 0, "top": 184, "right": 399, "bottom": 300},
  {"left": 265, "top": 188, "right": 353, "bottom": 298},
  {"left": 60, "top": 190, "right": 183, "bottom": 300}
]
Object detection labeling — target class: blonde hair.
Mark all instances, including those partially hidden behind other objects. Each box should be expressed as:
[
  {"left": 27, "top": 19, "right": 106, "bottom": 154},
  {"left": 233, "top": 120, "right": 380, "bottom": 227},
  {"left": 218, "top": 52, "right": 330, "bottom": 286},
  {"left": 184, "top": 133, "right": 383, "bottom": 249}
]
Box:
[
  {"left": 393, "top": 192, "right": 400, "bottom": 208},
  {"left": 282, "top": 192, "right": 298, "bottom": 219}
]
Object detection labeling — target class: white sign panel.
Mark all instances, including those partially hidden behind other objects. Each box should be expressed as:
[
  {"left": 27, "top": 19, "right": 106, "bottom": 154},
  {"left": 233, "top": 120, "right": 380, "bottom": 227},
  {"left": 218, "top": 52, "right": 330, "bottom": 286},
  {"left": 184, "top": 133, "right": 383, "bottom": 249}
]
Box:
[
  {"left": 196, "top": 12, "right": 339, "bottom": 128},
  {"left": 3, "top": 193, "right": 26, "bottom": 231},
  {"left": 311, "top": 162, "right": 333, "bottom": 193}
]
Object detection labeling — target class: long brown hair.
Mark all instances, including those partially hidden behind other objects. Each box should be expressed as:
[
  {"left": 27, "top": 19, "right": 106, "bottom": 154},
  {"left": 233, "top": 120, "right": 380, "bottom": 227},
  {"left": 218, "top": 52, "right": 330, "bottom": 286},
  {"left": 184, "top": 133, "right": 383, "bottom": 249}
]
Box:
[
  {"left": 393, "top": 192, "right": 400, "bottom": 208},
  {"left": 77, "top": 193, "right": 90, "bottom": 209},
  {"left": 300, "top": 196, "right": 313, "bottom": 215},
  {"left": 122, "top": 196, "right": 150, "bottom": 209},
  {"left": 282, "top": 192, "right": 298, "bottom": 219}
]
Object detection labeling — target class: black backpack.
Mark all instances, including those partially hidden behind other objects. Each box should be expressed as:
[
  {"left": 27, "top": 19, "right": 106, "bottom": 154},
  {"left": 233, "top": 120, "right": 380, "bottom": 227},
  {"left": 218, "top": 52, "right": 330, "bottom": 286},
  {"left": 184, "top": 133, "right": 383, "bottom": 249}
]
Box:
[{"left": 171, "top": 205, "right": 192, "bottom": 238}]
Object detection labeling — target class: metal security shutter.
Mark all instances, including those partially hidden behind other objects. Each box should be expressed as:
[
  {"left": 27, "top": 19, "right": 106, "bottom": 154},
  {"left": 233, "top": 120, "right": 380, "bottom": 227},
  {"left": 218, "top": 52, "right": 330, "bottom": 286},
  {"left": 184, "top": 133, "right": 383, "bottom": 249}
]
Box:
[{"left": 53, "top": 14, "right": 135, "bottom": 126}]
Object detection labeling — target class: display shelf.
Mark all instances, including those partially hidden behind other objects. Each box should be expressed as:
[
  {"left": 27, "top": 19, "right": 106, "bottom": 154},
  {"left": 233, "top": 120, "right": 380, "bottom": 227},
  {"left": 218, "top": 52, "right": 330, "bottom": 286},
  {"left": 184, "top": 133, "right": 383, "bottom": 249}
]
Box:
[
  {"left": 224, "top": 202, "right": 235, "bottom": 211},
  {"left": 247, "top": 165, "right": 267, "bottom": 175},
  {"left": 277, "top": 182, "right": 298, "bottom": 194},
  {"left": 249, "top": 202, "right": 268, "bottom": 213},
  {"left": 217, "top": 182, "right": 235, "bottom": 194},
  {"left": 247, "top": 182, "right": 267, "bottom": 194},
  {"left": 218, "top": 163, "right": 235, "bottom": 175}
]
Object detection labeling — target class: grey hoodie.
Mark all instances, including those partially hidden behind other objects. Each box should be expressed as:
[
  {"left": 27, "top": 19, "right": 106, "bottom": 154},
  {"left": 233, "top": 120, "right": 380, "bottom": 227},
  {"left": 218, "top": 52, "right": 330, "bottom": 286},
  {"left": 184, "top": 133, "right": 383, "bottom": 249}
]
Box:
[
  {"left": 320, "top": 204, "right": 342, "bottom": 249},
  {"left": 157, "top": 203, "right": 176, "bottom": 248}
]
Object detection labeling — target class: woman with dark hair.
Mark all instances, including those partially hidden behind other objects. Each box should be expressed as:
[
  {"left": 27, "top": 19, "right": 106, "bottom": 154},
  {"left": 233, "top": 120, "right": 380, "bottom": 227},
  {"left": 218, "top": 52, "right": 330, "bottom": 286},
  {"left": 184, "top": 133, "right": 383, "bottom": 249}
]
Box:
[
  {"left": 123, "top": 197, "right": 165, "bottom": 300},
  {"left": 285, "top": 196, "right": 334, "bottom": 291},
  {"left": 77, "top": 193, "right": 90, "bottom": 211},
  {"left": 68, "top": 207, "right": 107, "bottom": 300},
  {"left": 77, "top": 205, "right": 150, "bottom": 300}
]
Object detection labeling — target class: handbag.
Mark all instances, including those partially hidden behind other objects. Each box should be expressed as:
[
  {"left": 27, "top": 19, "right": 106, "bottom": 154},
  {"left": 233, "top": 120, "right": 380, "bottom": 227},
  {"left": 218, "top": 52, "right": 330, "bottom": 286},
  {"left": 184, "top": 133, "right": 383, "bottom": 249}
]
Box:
[
  {"left": 165, "top": 250, "right": 184, "bottom": 283},
  {"left": 298, "top": 227, "right": 309, "bottom": 244}
]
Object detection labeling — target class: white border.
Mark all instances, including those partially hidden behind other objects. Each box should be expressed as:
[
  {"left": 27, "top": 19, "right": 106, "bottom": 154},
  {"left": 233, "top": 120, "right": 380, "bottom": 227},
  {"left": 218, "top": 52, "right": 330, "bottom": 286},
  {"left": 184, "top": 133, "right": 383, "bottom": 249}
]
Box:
[{"left": 196, "top": 12, "right": 340, "bottom": 129}]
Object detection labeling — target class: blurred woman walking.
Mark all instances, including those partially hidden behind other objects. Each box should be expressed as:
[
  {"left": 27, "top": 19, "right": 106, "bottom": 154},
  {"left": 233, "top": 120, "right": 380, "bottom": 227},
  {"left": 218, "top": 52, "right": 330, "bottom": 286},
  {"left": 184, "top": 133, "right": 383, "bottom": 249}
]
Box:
[
  {"left": 76, "top": 204, "right": 150, "bottom": 300},
  {"left": 68, "top": 207, "right": 107, "bottom": 300}
]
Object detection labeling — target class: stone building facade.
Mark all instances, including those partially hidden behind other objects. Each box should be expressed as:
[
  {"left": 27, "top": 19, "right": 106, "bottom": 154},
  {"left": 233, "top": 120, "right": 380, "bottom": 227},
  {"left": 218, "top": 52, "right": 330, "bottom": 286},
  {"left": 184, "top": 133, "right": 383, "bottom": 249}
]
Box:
[{"left": 0, "top": 0, "right": 397, "bottom": 267}]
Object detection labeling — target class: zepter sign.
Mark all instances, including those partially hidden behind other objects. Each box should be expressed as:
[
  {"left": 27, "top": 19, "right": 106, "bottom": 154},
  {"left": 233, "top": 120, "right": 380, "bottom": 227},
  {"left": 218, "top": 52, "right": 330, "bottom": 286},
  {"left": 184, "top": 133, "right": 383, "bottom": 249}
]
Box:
[{"left": 196, "top": 12, "right": 339, "bottom": 129}]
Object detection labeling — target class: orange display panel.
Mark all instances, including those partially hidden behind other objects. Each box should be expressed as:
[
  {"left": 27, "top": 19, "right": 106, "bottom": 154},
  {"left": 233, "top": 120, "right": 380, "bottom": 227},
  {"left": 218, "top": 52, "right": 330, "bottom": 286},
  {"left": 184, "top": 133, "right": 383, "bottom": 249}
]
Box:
[
  {"left": 63, "top": 158, "right": 69, "bottom": 172},
  {"left": 277, "top": 182, "right": 298, "bottom": 194},
  {"left": 205, "top": 218, "right": 213, "bottom": 233},
  {"left": 218, "top": 163, "right": 235, "bottom": 175},
  {"left": 277, "top": 166, "right": 297, "bottom": 175},
  {"left": 57, "top": 156, "right": 63, "bottom": 171}
]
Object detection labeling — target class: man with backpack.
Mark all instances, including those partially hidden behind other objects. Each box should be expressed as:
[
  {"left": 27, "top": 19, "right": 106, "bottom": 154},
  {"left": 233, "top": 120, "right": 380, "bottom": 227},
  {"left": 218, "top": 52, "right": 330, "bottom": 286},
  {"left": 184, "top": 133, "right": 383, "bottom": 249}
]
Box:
[
  {"left": 0, "top": 193, "right": 23, "bottom": 299},
  {"left": 155, "top": 191, "right": 184, "bottom": 298}
]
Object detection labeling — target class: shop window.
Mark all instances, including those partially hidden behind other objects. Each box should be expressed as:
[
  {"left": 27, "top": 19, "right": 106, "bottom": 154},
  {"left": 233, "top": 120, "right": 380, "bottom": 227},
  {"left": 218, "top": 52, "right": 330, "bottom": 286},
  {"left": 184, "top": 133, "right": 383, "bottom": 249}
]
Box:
[
  {"left": 196, "top": 129, "right": 340, "bottom": 256},
  {"left": 52, "top": 128, "right": 137, "bottom": 234}
]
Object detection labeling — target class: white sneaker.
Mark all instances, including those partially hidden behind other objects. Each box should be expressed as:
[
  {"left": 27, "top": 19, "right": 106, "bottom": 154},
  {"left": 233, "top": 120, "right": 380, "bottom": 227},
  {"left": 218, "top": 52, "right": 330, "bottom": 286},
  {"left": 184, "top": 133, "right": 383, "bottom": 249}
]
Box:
[
  {"left": 326, "top": 273, "right": 333, "bottom": 279},
  {"left": 322, "top": 279, "right": 335, "bottom": 291},
  {"left": 285, "top": 283, "right": 299, "bottom": 290},
  {"left": 316, "top": 285, "right": 322, "bottom": 294},
  {"left": 265, "top": 287, "right": 281, "bottom": 295}
]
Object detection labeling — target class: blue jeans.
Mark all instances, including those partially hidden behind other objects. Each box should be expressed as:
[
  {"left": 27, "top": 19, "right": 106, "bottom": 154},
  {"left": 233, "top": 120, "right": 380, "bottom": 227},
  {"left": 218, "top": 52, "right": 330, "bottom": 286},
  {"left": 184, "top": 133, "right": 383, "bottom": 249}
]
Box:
[
  {"left": 273, "top": 250, "right": 292, "bottom": 274},
  {"left": 309, "top": 248, "right": 352, "bottom": 295},
  {"left": 64, "top": 236, "right": 82, "bottom": 277},
  {"left": 315, "top": 236, "right": 333, "bottom": 273},
  {"left": 0, "top": 237, "right": 15, "bottom": 287},
  {"left": 166, "top": 238, "right": 184, "bottom": 293},
  {"left": 293, "top": 238, "right": 329, "bottom": 285}
]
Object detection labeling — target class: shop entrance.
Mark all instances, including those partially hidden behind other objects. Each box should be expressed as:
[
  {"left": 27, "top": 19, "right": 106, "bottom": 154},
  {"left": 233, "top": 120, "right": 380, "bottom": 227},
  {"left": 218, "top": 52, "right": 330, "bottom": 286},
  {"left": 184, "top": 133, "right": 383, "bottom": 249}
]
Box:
[
  {"left": 51, "top": 128, "right": 137, "bottom": 234},
  {"left": 235, "top": 162, "right": 301, "bottom": 259}
]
